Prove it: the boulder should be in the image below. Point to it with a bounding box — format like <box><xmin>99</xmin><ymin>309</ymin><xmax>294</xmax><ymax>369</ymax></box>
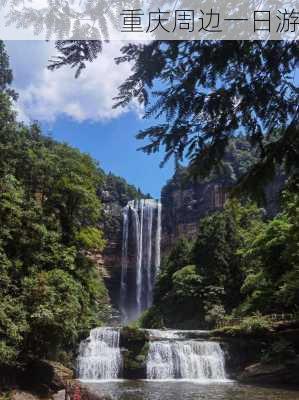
<box><xmin>20</xmin><ymin>360</ymin><xmax>73</xmax><ymax>395</ymax></box>
<box><xmin>238</xmin><ymin>358</ymin><xmax>299</xmax><ymax>385</ymax></box>
<box><xmin>120</xmin><ymin>327</ymin><xmax>149</xmax><ymax>379</ymax></box>
<box><xmin>47</xmin><ymin>362</ymin><xmax>73</xmax><ymax>387</ymax></box>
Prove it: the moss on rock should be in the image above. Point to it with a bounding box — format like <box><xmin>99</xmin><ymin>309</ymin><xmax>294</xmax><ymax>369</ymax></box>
<box><xmin>120</xmin><ymin>327</ymin><xmax>149</xmax><ymax>379</ymax></box>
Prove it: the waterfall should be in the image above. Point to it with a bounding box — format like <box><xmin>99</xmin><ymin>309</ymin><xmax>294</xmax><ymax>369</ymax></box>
<box><xmin>136</xmin><ymin>199</ymin><xmax>144</xmax><ymax>314</ymax></box>
<box><xmin>120</xmin><ymin>199</ymin><xmax>162</xmax><ymax>322</ymax></box>
<box><xmin>120</xmin><ymin>207</ymin><xmax>129</xmax><ymax>321</ymax></box>
<box><xmin>77</xmin><ymin>327</ymin><xmax>122</xmax><ymax>380</ymax></box>
<box><xmin>146</xmin><ymin>332</ymin><xmax>227</xmax><ymax>381</ymax></box>
<box><xmin>155</xmin><ymin>201</ymin><xmax>162</xmax><ymax>276</ymax></box>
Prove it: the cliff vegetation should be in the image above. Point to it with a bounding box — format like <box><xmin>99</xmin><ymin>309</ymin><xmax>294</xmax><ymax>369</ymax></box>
<box><xmin>0</xmin><ymin>41</ymin><xmax>141</xmax><ymax>380</ymax></box>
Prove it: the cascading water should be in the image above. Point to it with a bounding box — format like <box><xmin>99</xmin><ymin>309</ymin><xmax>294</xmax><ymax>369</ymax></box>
<box><xmin>77</xmin><ymin>327</ymin><xmax>122</xmax><ymax>380</ymax></box>
<box><xmin>120</xmin><ymin>199</ymin><xmax>162</xmax><ymax>322</ymax></box>
<box><xmin>146</xmin><ymin>331</ymin><xmax>227</xmax><ymax>381</ymax></box>
<box><xmin>77</xmin><ymin>199</ymin><xmax>229</xmax><ymax>383</ymax></box>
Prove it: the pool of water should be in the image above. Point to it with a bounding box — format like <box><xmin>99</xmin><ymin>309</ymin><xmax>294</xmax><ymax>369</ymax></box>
<box><xmin>83</xmin><ymin>380</ymin><xmax>299</xmax><ymax>400</ymax></box>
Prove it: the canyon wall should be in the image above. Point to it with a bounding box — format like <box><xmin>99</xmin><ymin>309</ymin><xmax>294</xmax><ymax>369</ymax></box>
<box><xmin>95</xmin><ymin>141</ymin><xmax>285</xmax><ymax>313</ymax></box>
<box><xmin>161</xmin><ymin>139</ymin><xmax>285</xmax><ymax>253</ymax></box>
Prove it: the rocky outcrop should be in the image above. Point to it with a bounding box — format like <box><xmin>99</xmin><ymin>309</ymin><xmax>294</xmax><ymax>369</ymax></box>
<box><xmin>238</xmin><ymin>359</ymin><xmax>299</xmax><ymax>386</ymax></box>
<box><xmin>120</xmin><ymin>327</ymin><xmax>149</xmax><ymax>379</ymax></box>
<box><xmin>161</xmin><ymin>142</ymin><xmax>285</xmax><ymax>253</ymax></box>
<box><xmin>161</xmin><ymin>175</ymin><xmax>231</xmax><ymax>253</ymax></box>
<box><xmin>20</xmin><ymin>360</ymin><xmax>73</xmax><ymax>395</ymax></box>
<box><xmin>214</xmin><ymin>320</ymin><xmax>299</xmax><ymax>385</ymax></box>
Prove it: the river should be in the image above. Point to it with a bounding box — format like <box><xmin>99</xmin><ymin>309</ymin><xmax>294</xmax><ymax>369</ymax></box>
<box><xmin>82</xmin><ymin>380</ymin><xmax>299</xmax><ymax>400</ymax></box>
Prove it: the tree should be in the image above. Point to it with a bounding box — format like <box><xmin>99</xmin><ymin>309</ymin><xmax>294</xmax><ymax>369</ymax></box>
<box><xmin>239</xmin><ymin>187</ymin><xmax>299</xmax><ymax>314</ymax></box>
<box><xmin>144</xmin><ymin>200</ymin><xmax>265</xmax><ymax>328</ymax></box>
<box><xmin>115</xmin><ymin>41</ymin><xmax>298</xmax><ymax>189</ymax></box>
<box><xmin>0</xmin><ymin>41</ymin><xmax>110</xmax><ymax>365</ymax></box>
<box><xmin>0</xmin><ymin>40</ymin><xmax>17</xmax><ymax>100</ymax></box>
<box><xmin>154</xmin><ymin>237</ymin><xmax>193</xmax><ymax>301</ymax></box>
<box><xmin>49</xmin><ymin>40</ymin><xmax>298</xmax><ymax>196</ymax></box>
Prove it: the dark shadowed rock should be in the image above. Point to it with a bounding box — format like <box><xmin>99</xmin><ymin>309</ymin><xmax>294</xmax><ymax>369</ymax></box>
<box><xmin>161</xmin><ymin>140</ymin><xmax>285</xmax><ymax>254</ymax></box>
<box><xmin>20</xmin><ymin>360</ymin><xmax>73</xmax><ymax>395</ymax></box>
<box><xmin>238</xmin><ymin>358</ymin><xmax>299</xmax><ymax>386</ymax></box>
<box><xmin>120</xmin><ymin>327</ymin><xmax>149</xmax><ymax>379</ymax></box>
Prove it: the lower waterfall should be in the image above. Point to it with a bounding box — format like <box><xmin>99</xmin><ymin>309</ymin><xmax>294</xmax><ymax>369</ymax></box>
<box><xmin>77</xmin><ymin>328</ymin><xmax>228</xmax><ymax>382</ymax></box>
<box><xmin>77</xmin><ymin>327</ymin><xmax>122</xmax><ymax>380</ymax></box>
<box><xmin>146</xmin><ymin>334</ymin><xmax>227</xmax><ymax>381</ymax></box>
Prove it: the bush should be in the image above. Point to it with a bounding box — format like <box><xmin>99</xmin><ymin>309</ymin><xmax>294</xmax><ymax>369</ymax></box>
<box><xmin>138</xmin><ymin>307</ymin><xmax>165</xmax><ymax>329</ymax></box>
<box><xmin>216</xmin><ymin>313</ymin><xmax>273</xmax><ymax>336</ymax></box>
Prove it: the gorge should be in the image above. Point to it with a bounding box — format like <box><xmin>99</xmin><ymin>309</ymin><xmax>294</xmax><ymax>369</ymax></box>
<box><xmin>76</xmin><ymin>145</ymin><xmax>289</xmax><ymax>385</ymax></box>
<box><xmin>1</xmin><ymin>39</ymin><xmax>299</xmax><ymax>400</ymax></box>
<box><xmin>77</xmin><ymin>196</ymin><xmax>231</xmax><ymax>383</ymax></box>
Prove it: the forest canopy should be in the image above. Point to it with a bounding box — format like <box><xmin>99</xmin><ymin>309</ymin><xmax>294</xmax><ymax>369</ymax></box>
<box><xmin>0</xmin><ymin>40</ymin><xmax>142</xmax><ymax>366</ymax></box>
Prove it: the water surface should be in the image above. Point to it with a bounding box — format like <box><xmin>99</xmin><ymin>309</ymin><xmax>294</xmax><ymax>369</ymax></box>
<box><xmin>84</xmin><ymin>380</ymin><xmax>299</xmax><ymax>400</ymax></box>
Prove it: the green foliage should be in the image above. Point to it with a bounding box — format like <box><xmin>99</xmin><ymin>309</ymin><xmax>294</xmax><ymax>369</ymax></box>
<box><xmin>172</xmin><ymin>265</ymin><xmax>202</xmax><ymax>299</ymax></box>
<box><xmin>0</xmin><ymin>40</ymin><xmax>17</xmax><ymax>100</ymax></box>
<box><xmin>193</xmin><ymin>200</ymin><xmax>263</xmax><ymax>312</ymax></box>
<box><xmin>215</xmin><ymin>314</ymin><xmax>273</xmax><ymax>336</ymax></box>
<box><xmin>104</xmin><ymin>173</ymin><xmax>145</xmax><ymax>207</ymax></box>
<box><xmin>237</xmin><ymin>314</ymin><xmax>272</xmax><ymax>334</ymax></box>
<box><xmin>50</xmin><ymin>41</ymin><xmax>298</xmax><ymax>198</ymax></box>
<box><xmin>153</xmin><ymin>238</ymin><xmax>194</xmax><ymax>312</ymax></box>
<box><xmin>49</xmin><ymin>41</ymin><xmax>103</xmax><ymax>78</ymax></box>
<box><xmin>205</xmin><ymin>305</ymin><xmax>226</xmax><ymax>326</ymax></box>
<box><xmin>146</xmin><ymin>192</ymin><xmax>299</xmax><ymax>329</ymax></box>
<box><xmin>138</xmin><ymin>307</ymin><xmax>165</xmax><ymax>329</ymax></box>
<box><xmin>120</xmin><ymin>326</ymin><xmax>149</xmax><ymax>377</ymax></box>
<box><xmin>113</xmin><ymin>41</ymin><xmax>298</xmax><ymax>196</ymax></box>
<box><xmin>148</xmin><ymin>239</ymin><xmax>226</xmax><ymax>328</ymax></box>
<box><xmin>75</xmin><ymin>227</ymin><xmax>106</xmax><ymax>251</ymax></box>
<box><xmin>0</xmin><ymin>41</ymin><xmax>110</xmax><ymax>366</ymax></box>
<box><xmin>238</xmin><ymin>187</ymin><xmax>299</xmax><ymax>315</ymax></box>
<box><xmin>99</xmin><ymin>173</ymin><xmax>147</xmax><ymax>246</ymax></box>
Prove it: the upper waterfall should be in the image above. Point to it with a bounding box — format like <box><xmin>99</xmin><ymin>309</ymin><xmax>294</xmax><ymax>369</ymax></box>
<box><xmin>120</xmin><ymin>199</ymin><xmax>162</xmax><ymax>323</ymax></box>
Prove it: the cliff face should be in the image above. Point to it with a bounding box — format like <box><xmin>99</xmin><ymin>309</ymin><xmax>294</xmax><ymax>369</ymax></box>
<box><xmin>95</xmin><ymin>141</ymin><xmax>285</xmax><ymax>312</ymax></box>
<box><xmin>161</xmin><ymin>178</ymin><xmax>230</xmax><ymax>253</ymax></box>
<box><xmin>161</xmin><ymin>140</ymin><xmax>285</xmax><ymax>253</ymax></box>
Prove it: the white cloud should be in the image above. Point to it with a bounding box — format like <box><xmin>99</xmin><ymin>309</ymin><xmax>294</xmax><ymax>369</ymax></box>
<box><xmin>7</xmin><ymin>41</ymin><xmax>140</xmax><ymax>123</ymax></box>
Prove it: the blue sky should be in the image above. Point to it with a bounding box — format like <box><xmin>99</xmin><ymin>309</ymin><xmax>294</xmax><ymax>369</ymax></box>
<box><xmin>5</xmin><ymin>40</ymin><xmax>174</xmax><ymax>198</ymax></box>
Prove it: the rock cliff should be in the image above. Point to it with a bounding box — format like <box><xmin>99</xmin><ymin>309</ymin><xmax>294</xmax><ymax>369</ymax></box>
<box><xmin>95</xmin><ymin>141</ymin><xmax>285</xmax><ymax>314</ymax></box>
<box><xmin>161</xmin><ymin>140</ymin><xmax>285</xmax><ymax>253</ymax></box>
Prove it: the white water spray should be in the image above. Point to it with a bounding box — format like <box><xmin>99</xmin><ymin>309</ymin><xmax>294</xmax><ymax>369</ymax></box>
<box><xmin>77</xmin><ymin>327</ymin><xmax>122</xmax><ymax>380</ymax></box>
<box><xmin>120</xmin><ymin>199</ymin><xmax>162</xmax><ymax>322</ymax></box>
<box><xmin>120</xmin><ymin>208</ymin><xmax>129</xmax><ymax>321</ymax></box>
<box><xmin>146</xmin><ymin>331</ymin><xmax>227</xmax><ymax>381</ymax></box>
